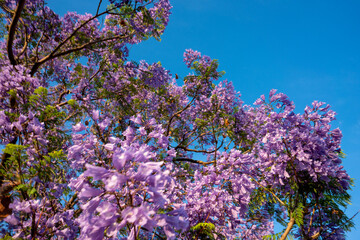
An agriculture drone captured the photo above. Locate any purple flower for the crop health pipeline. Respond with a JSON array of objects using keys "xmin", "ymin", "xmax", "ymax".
[
  {"xmin": 79, "ymin": 184, "xmax": 103, "ymax": 199},
  {"xmin": 83, "ymin": 164, "xmax": 109, "ymax": 181},
  {"xmin": 113, "ymin": 148, "xmax": 134, "ymax": 170},
  {"xmin": 92, "ymin": 110, "xmax": 100, "ymax": 120},
  {"xmin": 104, "ymin": 172, "xmax": 127, "ymax": 191},
  {"xmin": 72, "ymin": 122, "xmax": 86, "ymax": 132}
]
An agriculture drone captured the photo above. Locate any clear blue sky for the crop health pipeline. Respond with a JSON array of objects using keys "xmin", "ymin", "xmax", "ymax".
[{"xmin": 49, "ymin": 0, "xmax": 360, "ymax": 238}]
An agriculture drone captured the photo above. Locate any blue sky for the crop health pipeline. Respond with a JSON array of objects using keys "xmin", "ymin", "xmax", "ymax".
[{"xmin": 49, "ymin": 0, "xmax": 360, "ymax": 238}]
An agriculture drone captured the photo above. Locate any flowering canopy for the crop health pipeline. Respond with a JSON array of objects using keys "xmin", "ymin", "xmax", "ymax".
[{"xmin": 0, "ymin": 0, "xmax": 354, "ymax": 239}]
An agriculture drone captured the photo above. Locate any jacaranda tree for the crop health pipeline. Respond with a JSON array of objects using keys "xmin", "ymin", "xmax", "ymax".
[{"xmin": 0, "ymin": 0, "xmax": 354, "ymax": 239}]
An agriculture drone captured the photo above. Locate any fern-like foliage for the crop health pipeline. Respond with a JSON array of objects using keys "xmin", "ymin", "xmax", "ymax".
[
  {"xmin": 263, "ymin": 229, "xmax": 295, "ymax": 240},
  {"xmin": 189, "ymin": 222, "xmax": 226, "ymax": 240}
]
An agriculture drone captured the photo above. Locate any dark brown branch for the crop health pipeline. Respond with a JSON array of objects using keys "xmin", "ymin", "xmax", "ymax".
[
  {"xmin": 31, "ymin": 210, "xmax": 36, "ymax": 239},
  {"xmin": 7, "ymin": 0, "xmax": 26, "ymax": 65},
  {"xmin": 0, "ymin": 182, "xmax": 20, "ymax": 220},
  {"xmin": 0, "ymin": 1, "xmax": 15, "ymax": 14},
  {"xmin": 29, "ymin": 3, "xmax": 134, "ymax": 75},
  {"xmin": 57, "ymin": 89, "xmax": 70, "ymax": 104},
  {"xmin": 30, "ymin": 33, "xmax": 134, "ymax": 76},
  {"xmin": 175, "ymin": 141, "xmax": 223, "ymax": 154},
  {"xmin": 0, "ymin": 195, "xmax": 12, "ymax": 220},
  {"xmin": 32, "ymin": 31, "xmax": 45, "ymax": 63},
  {"xmin": 0, "ymin": 181, "xmax": 19, "ymax": 196},
  {"xmin": 51, "ymin": 10, "xmax": 109, "ymax": 57},
  {"xmin": 96, "ymin": 0, "xmax": 102, "ymax": 15},
  {"xmin": 15, "ymin": 31, "xmax": 30, "ymax": 61},
  {"xmin": 173, "ymin": 157, "xmax": 215, "ymax": 166},
  {"xmin": 166, "ymin": 95, "xmax": 197, "ymax": 136}
]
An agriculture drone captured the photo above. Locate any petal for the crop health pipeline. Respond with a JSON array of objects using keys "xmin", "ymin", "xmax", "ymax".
[{"xmin": 83, "ymin": 164, "xmax": 109, "ymax": 181}]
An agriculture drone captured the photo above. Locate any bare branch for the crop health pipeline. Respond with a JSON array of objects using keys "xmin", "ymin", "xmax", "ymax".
[
  {"xmin": 7, "ymin": 0, "xmax": 26, "ymax": 65},
  {"xmin": 175, "ymin": 141, "xmax": 223, "ymax": 154},
  {"xmin": 15, "ymin": 31, "xmax": 30, "ymax": 61},
  {"xmin": 96, "ymin": 0, "xmax": 102, "ymax": 15},
  {"xmin": 173, "ymin": 157, "xmax": 215, "ymax": 166},
  {"xmin": 280, "ymin": 217, "xmax": 295, "ymax": 240},
  {"xmin": 56, "ymin": 101, "xmax": 68, "ymax": 107},
  {"xmin": 57, "ymin": 90, "xmax": 70, "ymax": 104},
  {"xmin": 307, "ymin": 205, "xmax": 316, "ymax": 235},
  {"xmin": 0, "ymin": 181, "xmax": 19, "ymax": 196},
  {"xmin": 0, "ymin": 1, "xmax": 15, "ymax": 14},
  {"xmin": 63, "ymin": 111, "xmax": 77, "ymax": 123},
  {"xmin": 64, "ymin": 193, "xmax": 78, "ymax": 211}
]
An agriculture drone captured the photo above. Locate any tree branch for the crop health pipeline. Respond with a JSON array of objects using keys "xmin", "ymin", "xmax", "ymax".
[
  {"xmin": 30, "ymin": 32, "xmax": 134, "ymax": 76},
  {"xmin": 280, "ymin": 217, "xmax": 295, "ymax": 240},
  {"xmin": 0, "ymin": 1, "xmax": 15, "ymax": 14},
  {"xmin": 57, "ymin": 89, "xmax": 70, "ymax": 104},
  {"xmin": 96, "ymin": 0, "xmax": 102, "ymax": 15},
  {"xmin": 173, "ymin": 157, "xmax": 215, "ymax": 166},
  {"xmin": 248, "ymin": 175, "xmax": 287, "ymax": 207},
  {"xmin": 165, "ymin": 84, "xmax": 203, "ymax": 137},
  {"xmin": 320, "ymin": 209, "xmax": 360, "ymax": 240},
  {"xmin": 307, "ymin": 205, "xmax": 316, "ymax": 235},
  {"xmin": 64, "ymin": 193, "xmax": 78, "ymax": 211},
  {"xmin": 175, "ymin": 146, "xmax": 215, "ymax": 154},
  {"xmin": 0, "ymin": 181, "xmax": 19, "ymax": 196},
  {"xmin": 0, "ymin": 136, "xmax": 18, "ymax": 185},
  {"xmin": 7, "ymin": 0, "xmax": 26, "ymax": 65}
]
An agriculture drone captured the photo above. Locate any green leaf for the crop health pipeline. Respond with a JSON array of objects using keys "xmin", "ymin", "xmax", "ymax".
[
  {"xmin": 293, "ymin": 203, "xmax": 304, "ymax": 227},
  {"xmin": 49, "ymin": 149, "xmax": 65, "ymax": 159},
  {"xmin": 68, "ymin": 99, "xmax": 77, "ymax": 106},
  {"xmin": 27, "ymin": 187, "xmax": 38, "ymax": 197},
  {"xmin": 263, "ymin": 230, "xmax": 295, "ymax": 240},
  {"xmin": 34, "ymin": 86, "xmax": 48, "ymax": 96},
  {"xmin": 190, "ymin": 222, "xmax": 216, "ymax": 240},
  {"xmin": 7, "ymin": 89, "xmax": 17, "ymax": 97}
]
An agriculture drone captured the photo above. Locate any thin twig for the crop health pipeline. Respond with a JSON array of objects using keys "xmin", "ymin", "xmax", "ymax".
[
  {"xmin": 96, "ymin": 0, "xmax": 102, "ymax": 15},
  {"xmin": 307, "ymin": 205, "xmax": 316, "ymax": 234}
]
